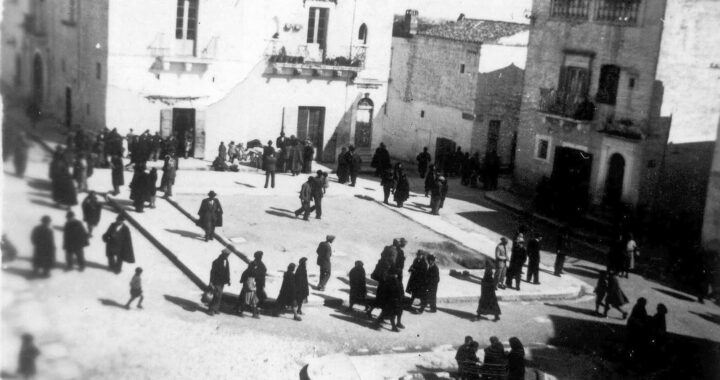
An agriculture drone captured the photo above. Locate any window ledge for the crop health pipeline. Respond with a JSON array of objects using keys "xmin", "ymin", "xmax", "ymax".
[{"xmin": 61, "ymin": 19, "xmax": 77, "ymax": 27}]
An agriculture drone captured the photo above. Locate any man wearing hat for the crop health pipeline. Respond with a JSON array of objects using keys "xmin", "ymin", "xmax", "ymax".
[
  {"xmin": 506, "ymin": 233, "xmax": 527, "ymax": 290},
  {"xmin": 197, "ymin": 190, "xmax": 223, "ymax": 241},
  {"xmin": 252, "ymin": 251, "xmax": 268, "ymax": 305},
  {"xmin": 316, "ymin": 235, "xmax": 335, "ymax": 291},
  {"xmin": 63, "ymin": 211, "xmax": 89, "ymax": 271},
  {"xmin": 102, "ymin": 214, "xmax": 135, "ymax": 273},
  {"xmin": 494, "ymin": 237, "xmax": 509, "ymax": 289},
  {"xmin": 308, "ymin": 170, "xmax": 324, "ymax": 219},
  {"xmin": 208, "ymin": 249, "xmax": 231, "ymax": 315},
  {"xmin": 347, "ymin": 146, "xmax": 362, "ymax": 187}
]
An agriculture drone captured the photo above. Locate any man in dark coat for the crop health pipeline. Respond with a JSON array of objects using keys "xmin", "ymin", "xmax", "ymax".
[
  {"xmin": 110, "ymin": 154, "xmax": 124, "ymax": 195},
  {"xmin": 348, "ymin": 146, "xmax": 362, "ymax": 187},
  {"xmin": 275, "ymin": 262, "xmax": 302, "ymax": 321},
  {"xmin": 373, "ymin": 266, "xmax": 404, "ymax": 332},
  {"xmin": 525, "ymin": 234, "xmax": 542, "ymax": 285},
  {"xmin": 394, "ymin": 172, "xmax": 410, "ymax": 208},
  {"xmin": 294, "ymin": 176, "xmax": 314, "ymax": 221},
  {"xmin": 416, "ymin": 147, "xmax": 431, "ymax": 178},
  {"xmin": 506, "ymin": 235, "xmax": 527, "ymax": 290},
  {"xmin": 161, "ymin": 155, "xmax": 177, "ymax": 197},
  {"xmin": 102, "ymin": 215, "xmax": 135, "ymax": 273},
  {"xmin": 31, "ymin": 216, "xmax": 55, "ymax": 277},
  {"xmin": 252, "ymin": 251, "xmax": 268, "ymax": 306},
  {"xmin": 554, "ymin": 228, "xmax": 571, "ymax": 276},
  {"xmin": 316, "ymin": 235, "xmax": 335, "ymax": 291},
  {"xmin": 264, "ymin": 152, "xmax": 277, "ymax": 189},
  {"xmin": 81, "ymin": 191, "xmax": 102, "ymax": 237},
  {"xmin": 380, "ymin": 168, "xmax": 395, "ymax": 204},
  {"xmin": 348, "ymin": 260, "xmax": 367, "ymax": 310},
  {"xmin": 418, "ymin": 254, "xmax": 439, "ymax": 313},
  {"xmin": 295, "ymin": 257, "xmax": 310, "ymax": 314},
  {"xmin": 208, "ymin": 249, "xmax": 231, "ymax": 316},
  {"xmin": 197, "ymin": 190, "xmax": 223, "ymax": 241},
  {"xmin": 371, "ymin": 142, "xmax": 391, "ymax": 177},
  {"xmin": 394, "ymin": 238, "xmax": 407, "ymax": 281},
  {"xmin": 151, "ymin": 132, "xmax": 163, "ymax": 161},
  {"xmin": 276, "ymin": 133, "xmax": 287, "ymax": 171},
  {"xmin": 63, "ymin": 211, "xmax": 88, "ymax": 271},
  {"xmin": 302, "ymin": 141, "xmax": 315, "ymax": 173},
  {"xmin": 430, "ymin": 176, "xmax": 443, "ymax": 215},
  {"xmin": 308, "ymin": 170, "xmax": 324, "ymax": 219},
  {"xmin": 129, "ymin": 164, "xmax": 148, "ymax": 212},
  {"xmin": 262, "ymin": 140, "xmax": 276, "ymax": 168},
  {"xmin": 406, "ymin": 250, "xmax": 428, "ymax": 305},
  {"xmin": 337, "ymin": 147, "xmax": 349, "ymax": 184}
]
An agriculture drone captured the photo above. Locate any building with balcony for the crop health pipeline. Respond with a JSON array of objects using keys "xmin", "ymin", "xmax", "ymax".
[
  {"xmin": 514, "ymin": 0, "xmax": 720, "ymax": 231},
  {"xmin": 379, "ymin": 12, "xmax": 528, "ymax": 168},
  {"xmin": 1, "ymin": 0, "xmax": 394, "ymax": 161}
]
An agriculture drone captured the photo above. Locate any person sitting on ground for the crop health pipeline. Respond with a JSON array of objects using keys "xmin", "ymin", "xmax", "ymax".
[
  {"xmin": 455, "ymin": 336, "xmax": 481, "ymax": 380},
  {"xmin": 482, "ymin": 336, "xmax": 507, "ymax": 376},
  {"xmin": 211, "ymin": 155, "xmax": 228, "ymax": 171}
]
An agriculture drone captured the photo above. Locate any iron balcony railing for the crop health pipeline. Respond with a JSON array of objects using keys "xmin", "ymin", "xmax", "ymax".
[
  {"xmin": 265, "ymin": 40, "xmax": 367, "ymax": 70},
  {"xmin": 538, "ymin": 88, "xmax": 596, "ymax": 122}
]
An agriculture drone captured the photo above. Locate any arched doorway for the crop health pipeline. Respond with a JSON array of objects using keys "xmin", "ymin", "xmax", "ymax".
[
  {"xmin": 604, "ymin": 153, "xmax": 625, "ymax": 206},
  {"xmin": 354, "ymin": 96, "xmax": 373, "ymax": 148},
  {"xmin": 32, "ymin": 54, "xmax": 44, "ymax": 106},
  {"xmin": 65, "ymin": 87, "xmax": 73, "ymax": 127}
]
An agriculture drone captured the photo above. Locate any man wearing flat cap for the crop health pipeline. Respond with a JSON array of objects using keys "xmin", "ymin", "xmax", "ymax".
[
  {"xmin": 316, "ymin": 235, "xmax": 335, "ymax": 291},
  {"xmin": 198, "ymin": 190, "xmax": 223, "ymax": 241}
]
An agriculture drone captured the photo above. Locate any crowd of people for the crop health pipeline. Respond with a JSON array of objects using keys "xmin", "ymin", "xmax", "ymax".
[{"xmin": 455, "ymin": 335, "xmax": 525, "ymax": 380}]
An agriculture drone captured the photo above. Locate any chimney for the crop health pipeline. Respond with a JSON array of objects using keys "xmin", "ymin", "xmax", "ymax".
[
  {"xmin": 404, "ymin": 9, "xmax": 418, "ymax": 35},
  {"xmin": 457, "ymin": 13, "xmax": 465, "ymax": 22}
]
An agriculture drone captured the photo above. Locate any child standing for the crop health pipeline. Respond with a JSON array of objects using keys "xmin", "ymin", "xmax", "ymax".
[{"xmin": 125, "ymin": 267, "xmax": 144, "ymax": 309}]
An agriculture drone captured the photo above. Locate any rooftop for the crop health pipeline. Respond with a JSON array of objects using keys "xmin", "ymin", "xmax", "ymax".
[{"xmin": 420, "ymin": 18, "xmax": 529, "ymax": 44}]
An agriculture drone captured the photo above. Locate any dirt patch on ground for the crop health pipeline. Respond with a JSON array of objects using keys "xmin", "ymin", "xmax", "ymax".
[{"xmin": 418, "ymin": 241, "xmax": 490, "ymax": 269}]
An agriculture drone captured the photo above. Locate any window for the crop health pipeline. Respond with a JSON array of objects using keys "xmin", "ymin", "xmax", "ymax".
[
  {"xmin": 535, "ymin": 135, "xmax": 551, "ymax": 161},
  {"xmin": 96, "ymin": 62, "xmax": 101, "ymax": 80},
  {"xmin": 358, "ymin": 23, "xmax": 368, "ymax": 44},
  {"xmin": 554, "ymin": 53, "xmax": 593, "ymax": 119},
  {"xmin": 596, "ymin": 0, "xmax": 641, "ymax": 24},
  {"xmin": 307, "ymin": 7, "xmax": 329, "ymax": 51},
  {"xmin": 596, "ymin": 64, "xmax": 620, "ymax": 105},
  {"xmin": 61, "ymin": 59, "xmax": 66, "ymax": 73},
  {"xmin": 628, "ymin": 77, "xmax": 636, "ymax": 88},
  {"xmin": 460, "ymin": 63, "xmax": 465, "ymax": 73},
  {"xmin": 175, "ymin": 0, "xmax": 199, "ymax": 40},
  {"xmin": 420, "ymin": 110, "xmax": 425, "ymax": 118},
  {"xmin": 86, "ymin": 103, "xmax": 90, "ymax": 115},
  {"xmin": 63, "ymin": 0, "xmax": 76, "ymax": 24},
  {"xmin": 550, "ymin": 0, "xmax": 590, "ymax": 19}
]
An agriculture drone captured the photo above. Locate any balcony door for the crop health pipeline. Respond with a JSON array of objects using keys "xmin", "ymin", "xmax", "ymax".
[
  {"xmin": 297, "ymin": 107, "xmax": 325, "ymax": 161},
  {"xmin": 175, "ymin": 0, "xmax": 198, "ymax": 56},
  {"xmin": 307, "ymin": 7, "xmax": 329, "ymax": 54}
]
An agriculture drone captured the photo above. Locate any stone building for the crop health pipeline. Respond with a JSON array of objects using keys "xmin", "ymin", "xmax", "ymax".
[
  {"xmin": 380, "ymin": 12, "xmax": 528, "ymax": 169},
  {"xmin": 1, "ymin": 0, "xmax": 395, "ymax": 161},
  {"xmin": 513, "ymin": 0, "xmax": 719, "ymax": 230},
  {"xmin": 703, "ymin": 118, "xmax": 720, "ymax": 249}
]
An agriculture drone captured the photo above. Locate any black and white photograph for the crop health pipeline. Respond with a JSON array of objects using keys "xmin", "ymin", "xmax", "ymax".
[{"xmin": 1, "ymin": 0, "xmax": 719, "ymax": 379}]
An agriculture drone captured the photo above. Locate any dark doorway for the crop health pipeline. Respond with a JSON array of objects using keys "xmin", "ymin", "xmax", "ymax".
[
  {"xmin": 487, "ymin": 120, "xmax": 501, "ymax": 154},
  {"xmin": 65, "ymin": 87, "xmax": 72, "ymax": 127},
  {"xmin": 32, "ymin": 54, "xmax": 43, "ymax": 106},
  {"xmin": 604, "ymin": 153, "xmax": 625, "ymax": 206},
  {"xmin": 173, "ymin": 108, "xmax": 196, "ymax": 158},
  {"xmin": 551, "ymin": 147, "xmax": 593, "ymax": 218},
  {"xmin": 297, "ymin": 106, "xmax": 325, "ymax": 161},
  {"xmin": 355, "ymin": 97, "xmax": 373, "ymax": 149},
  {"xmin": 435, "ymin": 137, "xmax": 456, "ymax": 174}
]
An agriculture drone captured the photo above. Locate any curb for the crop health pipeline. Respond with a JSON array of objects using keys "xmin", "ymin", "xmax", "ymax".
[{"xmin": 104, "ymin": 195, "xmax": 208, "ymax": 291}]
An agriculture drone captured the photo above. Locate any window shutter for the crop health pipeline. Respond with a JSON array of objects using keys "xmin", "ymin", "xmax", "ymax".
[
  {"xmin": 297, "ymin": 107, "xmax": 309, "ymax": 141},
  {"xmin": 194, "ymin": 110, "xmax": 206, "ymax": 159},
  {"xmin": 160, "ymin": 109, "xmax": 172, "ymax": 138}
]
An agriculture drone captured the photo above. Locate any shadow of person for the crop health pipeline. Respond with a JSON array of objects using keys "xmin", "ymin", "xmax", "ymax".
[
  {"xmin": 436, "ymin": 306, "xmax": 477, "ymax": 321},
  {"xmin": 164, "ymin": 228, "xmax": 206, "ymax": 240},
  {"xmin": 265, "ymin": 210, "xmax": 297, "ymax": 219},
  {"xmin": 652, "ymin": 287, "xmax": 696, "ymax": 302},
  {"xmin": 98, "ymin": 298, "xmax": 127, "ymax": 309},
  {"xmin": 543, "ymin": 302, "xmax": 600, "ymax": 318},
  {"xmin": 2, "ymin": 267, "xmax": 42, "ymax": 281},
  {"xmin": 689, "ymin": 311, "xmax": 720, "ymax": 326},
  {"xmin": 449, "ymin": 271, "xmax": 482, "ymax": 285}
]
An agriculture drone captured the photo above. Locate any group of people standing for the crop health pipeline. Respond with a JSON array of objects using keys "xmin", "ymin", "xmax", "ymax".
[
  {"xmin": 336, "ymin": 145, "xmax": 363, "ymax": 187},
  {"xmin": 492, "ymin": 226, "xmax": 544, "ymax": 292}
]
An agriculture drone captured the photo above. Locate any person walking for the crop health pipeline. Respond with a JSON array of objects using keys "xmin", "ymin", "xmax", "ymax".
[
  {"xmin": 554, "ymin": 228, "xmax": 570, "ymax": 276},
  {"xmin": 102, "ymin": 215, "xmax": 135, "ymax": 274},
  {"xmin": 146, "ymin": 168, "xmax": 158, "ymax": 209},
  {"xmin": 197, "ymin": 191, "xmax": 223, "ymax": 241},
  {"xmin": 252, "ymin": 251, "xmax": 268, "ymax": 306},
  {"xmin": 160, "ymin": 155, "xmax": 177, "ymax": 197},
  {"xmin": 418, "ymin": 254, "xmax": 439, "ymax": 313},
  {"xmin": 125, "ymin": 267, "xmax": 144, "ymax": 309},
  {"xmin": 316, "ymin": 235, "xmax": 335, "ymax": 291},
  {"xmin": 494, "ymin": 237, "xmax": 509, "ymax": 289},
  {"xmin": 625, "ymin": 233, "xmax": 639, "ymax": 276},
  {"xmin": 274, "ymin": 263, "xmax": 302, "ymax": 321},
  {"xmin": 424, "ymin": 164, "xmax": 436, "ymax": 197},
  {"xmin": 348, "ymin": 146, "xmax": 362, "ymax": 187},
  {"xmin": 506, "ymin": 235, "xmax": 527, "ymax": 291},
  {"xmin": 416, "ymin": 147, "xmax": 432, "ymax": 178},
  {"xmin": 476, "ymin": 267, "xmax": 501, "ymax": 322},
  {"xmin": 294, "ymin": 176, "xmax": 314, "ymax": 221},
  {"xmin": 525, "ymin": 234, "xmax": 542, "ymax": 285},
  {"xmin": 394, "ymin": 171, "xmax": 410, "ymax": 208},
  {"xmin": 603, "ymin": 271, "xmax": 629, "ymax": 319},
  {"xmin": 81, "ymin": 191, "xmax": 102, "ymax": 237},
  {"xmin": 264, "ymin": 152, "xmax": 277, "ymax": 189},
  {"xmin": 31, "ymin": 216, "xmax": 56, "ymax": 277},
  {"xmin": 429, "ymin": 176, "xmax": 443, "ymax": 215},
  {"xmin": 208, "ymin": 250, "xmax": 231, "ymax": 316},
  {"xmin": 290, "ymin": 140, "xmax": 304, "ymax": 176},
  {"xmin": 626, "ymin": 297, "xmax": 649, "ymax": 364},
  {"xmin": 129, "ymin": 164, "xmax": 148, "ymax": 213},
  {"xmin": 63, "ymin": 211, "xmax": 88, "ymax": 271},
  {"xmin": 348, "ymin": 260, "xmax": 367, "ymax": 311},
  {"xmin": 337, "ymin": 147, "xmax": 349, "ymax": 184},
  {"xmin": 406, "ymin": 250, "xmax": 428, "ymax": 305},
  {"xmin": 380, "ymin": 168, "xmax": 395, "ymax": 205},
  {"xmin": 372, "ymin": 266, "xmax": 404, "ymax": 332},
  {"xmin": 309, "ymin": 170, "xmax": 324, "ymax": 219},
  {"xmin": 110, "ymin": 154, "xmax": 124, "ymax": 195},
  {"xmin": 302, "ymin": 141, "xmax": 315, "ymax": 173},
  {"xmin": 54, "ymin": 161, "xmax": 78, "ymax": 209},
  {"xmin": 295, "ymin": 257, "xmax": 309, "ymax": 315},
  {"xmin": 236, "ymin": 262, "xmax": 260, "ymax": 318}
]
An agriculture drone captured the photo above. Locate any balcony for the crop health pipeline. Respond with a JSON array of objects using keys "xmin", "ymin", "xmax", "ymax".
[
  {"xmin": 598, "ymin": 116, "xmax": 646, "ymax": 140},
  {"xmin": 147, "ymin": 34, "xmax": 218, "ymax": 74},
  {"xmin": 550, "ymin": 0, "xmax": 590, "ymax": 20},
  {"xmin": 265, "ymin": 40, "xmax": 367, "ymax": 78},
  {"xmin": 538, "ymin": 88, "xmax": 595, "ymax": 133},
  {"xmin": 595, "ymin": 0, "xmax": 641, "ymax": 25}
]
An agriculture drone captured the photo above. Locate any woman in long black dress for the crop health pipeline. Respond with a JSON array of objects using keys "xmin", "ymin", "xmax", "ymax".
[
  {"xmin": 406, "ymin": 250, "xmax": 428, "ymax": 305},
  {"xmin": 603, "ymin": 272, "xmax": 629, "ymax": 319},
  {"xmin": 129, "ymin": 164, "xmax": 147, "ymax": 213},
  {"xmin": 476, "ymin": 267, "xmax": 501, "ymax": 321},
  {"xmin": 295, "ymin": 258, "xmax": 309, "ymax": 315},
  {"xmin": 394, "ymin": 172, "xmax": 410, "ymax": 208},
  {"xmin": 275, "ymin": 263, "xmax": 301, "ymax": 321}
]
